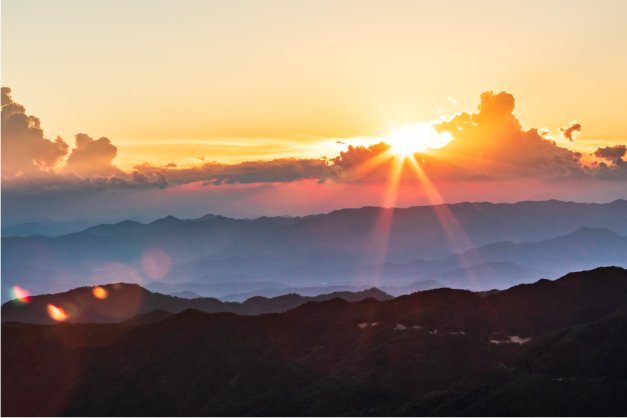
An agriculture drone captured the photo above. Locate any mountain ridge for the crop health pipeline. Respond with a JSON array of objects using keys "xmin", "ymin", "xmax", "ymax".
[
  {"xmin": 3, "ymin": 200, "xmax": 627, "ymax": 298},
  {"xmin": 3, "ymin": 267, "xmax": 626, "ymax": 416},
  {"xmin": 1, "ymin": 283, "xmax": 392, "ymax": 324}
]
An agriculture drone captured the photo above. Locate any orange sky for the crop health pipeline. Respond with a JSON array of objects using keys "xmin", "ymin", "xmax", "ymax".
[
  {"xmin": 3, "ymin": 0, "xmax": 627, "ymax": 170},
  {"xmin": 2, "ymin": 1, "xmax": 627, "ymax": 226}
]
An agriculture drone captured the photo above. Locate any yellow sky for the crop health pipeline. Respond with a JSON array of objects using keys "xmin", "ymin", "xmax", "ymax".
[{"xmin": 3, "ymin": 0, "xmax": 627, "ymax": 169}]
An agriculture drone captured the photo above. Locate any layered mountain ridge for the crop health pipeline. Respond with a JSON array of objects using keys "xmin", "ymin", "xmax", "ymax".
[
  {"xmin": 3, "ymin": 267, "xmax": 627, "ymax": 416},
  {"xmin": 3, "ymin": 200, "xmax": 627, "ymax": 300}
]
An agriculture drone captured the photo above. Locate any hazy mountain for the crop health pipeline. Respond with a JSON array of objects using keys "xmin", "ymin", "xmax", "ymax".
[
  {"xmin": 380, "ymin": 259, "xmax": 546, "ymax": 290},
  {"xmin": 1, "ymin": 283, "xmax": 392, "ymax": 324},
  {"xmin": 146, "ymin": 280, "xmax": 289, "ymax": 299},
  {"xmin": 168, "ymin": 290, "xmax": 203, "ymax": 299},
  {"xmin": 3, "ymin": 200, "xmax": 626, "ymax": 298},
  {"xmin": 380, "ymin": 227, "xmax": 627, "ymax": 290},
  {"xmin": 1, "ymin": 219, "xmax": 95, "ymax": 237},
  {"xmin": 3, "ymin": 267, "xmax": 626, "ymax": 416},
  {"xmin": 378, "ymin": 280, "xmax": 445, "ymax": 297},
  {"xmin": 449, "ymin": 226, "xmax": 627, "ymax": 273}
]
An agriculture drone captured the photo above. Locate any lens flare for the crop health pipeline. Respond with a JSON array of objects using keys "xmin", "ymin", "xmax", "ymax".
[
  {"xmin": 142, "ymin": 249, "xmax": 172, "ymax": 279},
  {"xmin": 47, "ymin": 304, "xmax": 68, "ymax": 321},
  {"xmin": 92, "ymin": 286, "xmax": 108, "ymax": 299},
  {"xmin": 10, "ymin": 285, "xmax": 31, "ymax": 304}
]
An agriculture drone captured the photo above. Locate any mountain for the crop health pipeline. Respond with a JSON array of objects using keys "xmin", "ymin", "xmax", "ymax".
[
  {"xmin": 449, "ymin": 226, "xmax": 627, "ymax": 273},
  {"xmin": 218, "ymin": 283, "xmax": 440, "ymax": 302},
  {"xmin": 0, "ymin": 283, "xmax": 392, "ymax": 324},
  {"xmin": 382, "ymin": 260, "xmax": 546, "ymax": 291},
  {"xmin": 1, "ymin": 219, "xmax": 95, "ymax": 237},
  {"xmin": 146, "ymin": 280, "xmax": 289, "ymax": 299},
  {"xmin": 3, "ymin": 267, "xmax": 627, "ymax": 416},
  {"xmin": 3, "ymin": 200, "xmax": 627, "ymax": 298},
  {"xmin": 380, "ymin": 227, "xmax": 627, "ymax": 290},
  {"xmin": 169, "ymin": 290, "xmax": 203, "ymax": 299},
  {"xmin": 421, "ymin": 261, "xmax": 543, "ymax": 290}
]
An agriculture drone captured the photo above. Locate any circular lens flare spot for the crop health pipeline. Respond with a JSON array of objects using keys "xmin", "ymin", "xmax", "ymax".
[
  {"xmin": 142, "ymin": 249, "xmax": 171, "ymax": 279},
  {"xmin": 92, "ymin": 286, "xmax": 108, "ymax": 299},
  {"xmin": 11, "ymin": 285, "xmax": 31, "ymax": 304},
  {"xmin": 47, "ymin": 304, "xmax": 68, "ymax": 321}
]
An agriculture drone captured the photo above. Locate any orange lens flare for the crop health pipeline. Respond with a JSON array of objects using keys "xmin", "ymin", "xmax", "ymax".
[
  {"xmin": 47, "ymin": 304, "xmax": 68, "ymax": 321},
  {"xmin": 92, "ymin": 286, "xmax": 108, "ymax": 299},
  {"xmin": 10, "ymin": 286, "xmax": 31, "ymax": 304}
]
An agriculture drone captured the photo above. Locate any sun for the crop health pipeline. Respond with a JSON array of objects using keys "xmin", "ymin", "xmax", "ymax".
[{"xmin": 385, "ymin": 123, "xmax": 452, "ymax": 156}]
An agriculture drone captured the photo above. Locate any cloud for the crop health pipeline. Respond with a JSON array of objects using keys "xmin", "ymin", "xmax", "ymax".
[
  {"xmin": 433, "ymin": 91, "xmax": 585, "ymax": 179},
  {"xmin": 592, "ymin": 145, "xmax": 627, "ymax": 180},
  {"xmin": 2, "ymin": 171, "xmax": 167, "ymax": 196},
  {"xmin": 595, "ymin": 158, "xmax": 627, "ymax": 180},
  {"xmin": 66, "ymin": 133, "xmax": 122, "ymax": 176},
  {"xmin": 560, "ymin": 122, "xmax": 582, "ymax": 142},
  {"xmin": 594, "ymin": 145, "xmax": 626, "ymax": 160},
  {"xmin": 3, "ymin": 87, "xmax": 624, "ymax": 199},
  {"xmin": 134, "ymin": 157, "xmax": 334, "ymax": 186},
  {"xmin": 331, "ymin": 142, "xmax": 389, "ymax": 171},
  {"xmin": 1, "ymin": 87, "xmax": 69, "ymax": 177}
]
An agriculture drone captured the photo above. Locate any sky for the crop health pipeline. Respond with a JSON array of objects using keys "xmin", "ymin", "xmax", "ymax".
[{"xmin": 2, "ymin": 0, "xmax": 627, "ymax": 225}]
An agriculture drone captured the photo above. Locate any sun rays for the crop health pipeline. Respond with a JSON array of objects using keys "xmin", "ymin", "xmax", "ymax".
[{"xmin": 347, "ymin": 125, "xmax": 486, "ymax": 289}]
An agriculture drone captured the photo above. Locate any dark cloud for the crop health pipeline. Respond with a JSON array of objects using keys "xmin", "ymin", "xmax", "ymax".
[
  {"xmin": 331, "ymin": 143, "xmax": 389, "ymax": 171},
  {"xmin": 1, "ymin": 87, "xmax": 69, "ymax": 177},
  {"xmin": 2, "ymin": 171, "xmax": 167, "ymax": 196},
  {"xmin": 135, "ymin": 158, "xmax": 334, "ymax": 186},
  {"xmin": 595, "ymin": 158, "xmax": 627, "ymax": 180},
  {"xmin": 594, "ymin": 145, "xmax": 626, "ymax": 160},
  {"xmin": 560, "ymin": 122, "xmax": 582, "ymax": 142},
  {"xmin": 592, "ymin": 145, "xmax": 627, "ymax": 180},
  {"xmin": 66, "ymin": 133, "xmax": 122, "ymax": 176}
]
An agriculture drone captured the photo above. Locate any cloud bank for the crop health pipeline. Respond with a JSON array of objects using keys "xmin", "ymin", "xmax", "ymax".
[{"xmin": 2, "ymin": 87, "xmax": 625, "ymax": 199}]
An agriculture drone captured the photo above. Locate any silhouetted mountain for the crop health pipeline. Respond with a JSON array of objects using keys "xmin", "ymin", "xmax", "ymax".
[
  {"xmin": 147, "ymin": 280, "xmax": 289, "ymax": 299},
  {"xmin": 121, "ymin": 309, "xmax": 173, "ymax": 325},
  {"xmin": 3, "ymin": 200, "xmax": 627, "ymax": 298},
  {"xmin": 220, "ymin": 284, "xmax": 415, "ymax": 302},
  {"xmin": 3, "ymin": 267, "xmax": 626, "ymax": 416},
  {"xmin": 169, "ymin": 290, "xmax": 203, "ymax": 299},
  {"xmin": 1, "ymin": 284, "xmax": 392, "ymax": 324},
  {"xmin": 379, "ymin": 279, "xmax": 445, "ymax": 297}
]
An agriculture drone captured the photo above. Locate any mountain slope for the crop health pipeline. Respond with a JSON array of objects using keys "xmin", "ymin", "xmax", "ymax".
[
  {"xmin": 382, "ymin": 227, "xmax": 627, "ymax": 290},
  {"xmin": 3, "ymin": 200, "xmax": 627, "ymax": 297},
  {"xmin": 3, "ymin": 267, "xmax": 626, "ymax": 416},
  {"xmin": 1, "ymin": 283, "xmax": 392, "ymax": 324}
]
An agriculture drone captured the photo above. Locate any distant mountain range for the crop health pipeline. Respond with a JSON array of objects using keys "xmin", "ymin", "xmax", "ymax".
[
  {"xmin": 1, "ymin": 283, "xmax": 392, "ymax": 324},
  {"xmin": 3, "ymin": 200, "xmax": 627, "ymax": 299},
  {"xmin": 3, "ymin": 267, "xmax": 627, "ymax": 416},
  {"xmin": 1, "ymin": 219, "xmax": 95, "ymax": 238}
]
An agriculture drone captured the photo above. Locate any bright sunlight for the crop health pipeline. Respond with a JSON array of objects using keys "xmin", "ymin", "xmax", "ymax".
[{"xmin": 385, "ymin": 123, "xmax": 453, "ymax": 156}]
